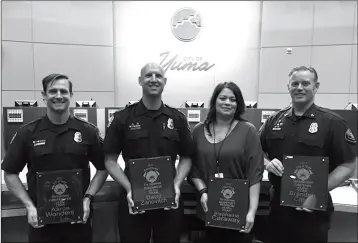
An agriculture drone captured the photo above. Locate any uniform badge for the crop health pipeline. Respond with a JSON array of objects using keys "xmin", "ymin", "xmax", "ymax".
[
  {"xmin": 308, "ymin": 122, "xmax": 318, "ymax": 133},
  {"xmin": 345, "ymin": 128, "xmax": 356, "ymax": 144},
  {"xmin": 74, "ymin": 132, "xmax": 82, "ymax": 143},
  {"xmin": 167, "ymin": 118, "xmax": 174, "ymax": 129}
]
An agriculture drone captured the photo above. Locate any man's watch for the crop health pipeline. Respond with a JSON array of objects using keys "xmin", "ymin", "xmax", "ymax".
[
  {"xmin": 199, "ymin": 188, "xmax": 208, "ymax": 196},
  {"xmin": 83, "ymin": 194, "xmax": 94, "ymax": 202}
]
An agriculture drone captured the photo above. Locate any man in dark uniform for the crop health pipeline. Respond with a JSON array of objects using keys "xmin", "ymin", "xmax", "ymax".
[
  {"xmin": 259, "ymin": 66, "xmax": 357, "ymax": 243},
  {"xmin": 1, "ymin": 74, "xmax": 108, "ymax": 242},
  {"xmin": 104, "ymin": 63, "xmax": 194, "ymax": 243}
]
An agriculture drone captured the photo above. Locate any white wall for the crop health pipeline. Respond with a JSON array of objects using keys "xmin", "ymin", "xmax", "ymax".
[
  {"xmin": 3, "ymin": 1, "xmax": 355, "ymax": 110},
  {"xmin": 113, "ymin": 1, "xmax": 262, "ymax": 107},
  {"xmin": 258, "ymin": 1, "xmax": 357, "ymax": 109},
  {"xmin": 1, "ymin": 1, "xmax": 115, "ymax": 108}
]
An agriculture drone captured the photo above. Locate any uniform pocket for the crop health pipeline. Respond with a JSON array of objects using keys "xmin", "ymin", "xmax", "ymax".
[
  {"xmin": 161, "ymin": 129, "xmax": 180, "ymax": 142},
  {"xmin": 126, "ymin": 130, "xmax": 149, "ymax": 140},
  {"xmin": 33, "ymin": 146, "xmax": 53, "ymax": 157},
  {"xmin": 266, "ymin": 132, "xmax": 285, "ymax": 141},
  {"xmin": 298, "ymin": 137, "xmax": 324, "ymax": 148},
  {"xmin": 65, "ymin": 141, "xmax": 90, "ymax": 155}
]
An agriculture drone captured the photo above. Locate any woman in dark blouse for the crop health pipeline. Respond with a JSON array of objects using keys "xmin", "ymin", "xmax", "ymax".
[{"xmin": 189, "ymin": 82, "xmax": 264, "ymax": 243}]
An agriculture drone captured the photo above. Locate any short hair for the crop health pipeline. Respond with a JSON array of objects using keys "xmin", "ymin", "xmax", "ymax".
[
  {"xmin": 42, "ymin": 73, "xmax": 72, "ymax": 93},
  {"xmin": 288, "ymin": 66, "xmax": 318, "ymax": 82},
  {"xmin": 204, "ymin": 82, "xmax": 247, "ymax": 136},
  {"xmin": 140, "ymin": 63, "xmax": 165, "ymax": 77}
]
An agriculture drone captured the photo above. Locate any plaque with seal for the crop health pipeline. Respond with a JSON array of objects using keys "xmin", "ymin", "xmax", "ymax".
[
  {"xmin": 205, "ymin": 178, "xmax": 249, "ymax": 230},
  {"xmin": 280, "ymin": 155, "xmax": 329, "ymax": 211},
  {"xmin": 36, "ymin": 169, "xmax": 83, "ymax": 225},
  {"xmin": 129, "ymin": 156, "xmax": 176, "ymax": 212}
]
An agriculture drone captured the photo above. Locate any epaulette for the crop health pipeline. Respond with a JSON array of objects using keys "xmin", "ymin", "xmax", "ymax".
[
  {"xmin": 19, "ymin": 117, "xmax": 41, "ymax": 130},
  {"xmin": 163, "ymin": 103, "xmax": 174, "ymax": 109},
  {"xmin": 74, "ymin": 116, "xmax": 98, "ymax": 129},
  {"xmin": 280, "ymin": 105, "xmax": 292, "ymax": 112},
  {"xmin": 316, "ymin": 106, "xmax": 345, "ymax": 121},
  {"xmin": 125, "ymin": 101, "xmax": 139, "ymax": 109},
  {"xmin": 20, "ymin": 117, "xmax": 42, "ymax": 128},
  {"xmin": 164, "ymin": 104, "xmax": 184, "ymax": 118}
]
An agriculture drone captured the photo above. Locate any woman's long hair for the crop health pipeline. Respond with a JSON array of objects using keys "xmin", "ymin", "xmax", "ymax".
[{"xmin": 204, "ymin": 82, "xmax": 246, "ymax": 136}]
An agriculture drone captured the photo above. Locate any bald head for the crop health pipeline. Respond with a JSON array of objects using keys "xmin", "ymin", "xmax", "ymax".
[
  {"xmin": 138, "ymin": 62, "xmax": 167, "ymax": 96},
  {"xmin": 140, "ymin": 63, "xmax": 165, "ymax": 78}
]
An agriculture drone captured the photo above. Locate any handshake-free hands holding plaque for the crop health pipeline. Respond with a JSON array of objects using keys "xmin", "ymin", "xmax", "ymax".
[
  {"xmin": 128, "ymin": 156, "xmax": 176, "ymax": 212},
  {"xmin": 280, "ymin": 155, "xmax": 329, "ymax": 211},
  {"xmin": 36, "ymin": 169, "xmax": 84, "ymax": 226},
  {"xmin": 205, "ymin": 178, "xmax": 249, "ymax": 231}
]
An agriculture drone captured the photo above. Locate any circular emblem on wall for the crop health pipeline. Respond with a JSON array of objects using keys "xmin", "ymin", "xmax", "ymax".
[{"xmin": 171, "ymin": 7, "xmax": 202, "ymax": 42}]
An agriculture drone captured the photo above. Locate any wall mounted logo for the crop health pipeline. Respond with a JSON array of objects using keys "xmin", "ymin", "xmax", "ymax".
[{"xmin": 171, "ymin": 8, "xmax": 202, "ymax": 42}]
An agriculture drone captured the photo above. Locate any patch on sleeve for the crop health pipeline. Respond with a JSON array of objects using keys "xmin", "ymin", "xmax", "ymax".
[
  {"xmin": 107, "ymin": 116, "xmax": 114, "ymax": 128},
  {"xmin": 345, "ymin": 128, "xmax": 356, "ymax": 144}
]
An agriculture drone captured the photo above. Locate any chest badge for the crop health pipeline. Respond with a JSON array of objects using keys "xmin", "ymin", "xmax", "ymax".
[
  {"xmin": 74, "ymin": 132, "xmax": 82, "ymax": 143},
  {"xmin": 129, "ymin": 122, "xmax": 141, "ymax": 130},
  {"xmin": 272, "ymin": 120, "xmax": 283, "ymax": 131},
  {"xmin": 167, "ymin": 118, "xmax": 174, "ymax": 129},
  {"xmin": 308, "ymin": 122, "xmax": 318, "ymax": 134}
]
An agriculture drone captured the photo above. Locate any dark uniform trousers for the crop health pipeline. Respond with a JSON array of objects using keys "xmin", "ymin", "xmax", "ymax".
[
  {"xmin": 117, "ymin": 192, "xmax": 184, "ymax": 243},
  {"xmin": 267, "ymin": 186, "xmax": 331, "ymax": 243},
  {"xmin": 28, "ymin": 219, "xmax": 92, "ymax": 242}
]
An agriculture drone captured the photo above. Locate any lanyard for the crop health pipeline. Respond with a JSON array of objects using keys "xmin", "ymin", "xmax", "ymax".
[{"xmin": 213, "ymin": 121, "xmax": 233, "ymax": 174}]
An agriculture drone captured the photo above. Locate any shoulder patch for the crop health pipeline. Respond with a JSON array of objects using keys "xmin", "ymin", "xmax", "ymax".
[
  {"xmin": 107, "ymin": 116, "xmax": 114, "ymax": 128},
  {"xmin": 345, "ymin": 128, "xmax": 356, "ymax": 144}
]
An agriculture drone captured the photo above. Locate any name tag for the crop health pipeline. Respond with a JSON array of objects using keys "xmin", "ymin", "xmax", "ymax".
[{"xmin": 215, "ymin": 173, "xmax": 224, "ymax": 178}]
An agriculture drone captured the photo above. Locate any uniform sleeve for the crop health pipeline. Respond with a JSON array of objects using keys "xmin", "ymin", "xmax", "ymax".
[
  {"xmin": 103, "ymin": 112, "xmax": 125, "ymax": 155},
  {"xmin": 188, "ymin": 123, "xmax": 203, "ymax": 180},
  {"xmin": 258, "ymin": 114, "xmax": 275, "ymax": 154},
  {"xmin": 328, "ymin": 118, "xmax": 357, "ymax": 166},
  {"xmin": 245, "ymin": 124, "xmax": 265, "ymax": 186},
  {"xmin": 1, "ymin": 128, "xmax": 28, "ymax": 174},
  {"xmin": 177, "ymin": 113, "xmax": 195, "ymax": 157},
  {"xmin": 88, "ymin": 127, "xmax": 106, "ymax": 170}
]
